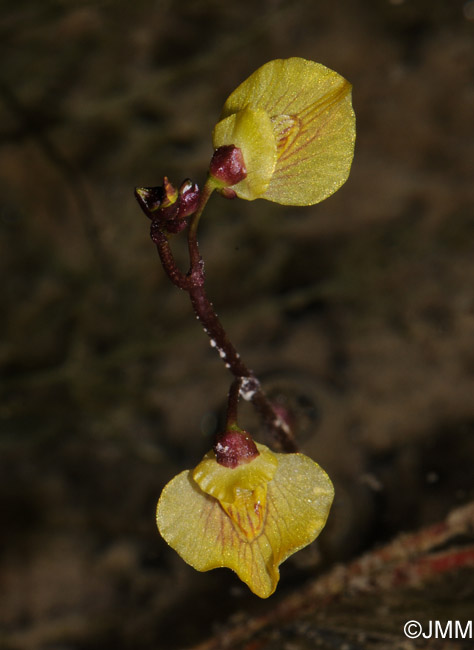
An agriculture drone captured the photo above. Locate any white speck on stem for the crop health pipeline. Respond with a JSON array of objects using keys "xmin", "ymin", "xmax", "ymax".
[
  {"xmin": 239, "ymin": 377, "xmax": 259, "ymax": 401},
  {"xmin": 273, "ymin": 416, "xmax": 291, "ymax": 435}
]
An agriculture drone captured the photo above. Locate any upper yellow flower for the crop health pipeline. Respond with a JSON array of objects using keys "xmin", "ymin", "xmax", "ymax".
[
  {"xmin": 156, "ymin": 433, "xmax": 334, "ymax": 598},
  {"xmin": 211, "ymin": 57, "xmax": 355, "ymax": 206}
]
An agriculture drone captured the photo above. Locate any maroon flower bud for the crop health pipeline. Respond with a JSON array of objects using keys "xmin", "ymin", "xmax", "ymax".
[
  {"xmin": 214, "ymin": 429, "xmax": 259, "ymax": 468},
  {"xmin": 135, "ymin": 177, "xmax": 201, "ymax": 232},
  {"xmin": 135, "ymin": 181, "xmax": 178, "ymax": 220},
  {"xmin": 209, "ymin": 145, "xmax": 247, "ymax": 187},
  {"xmin": 177, "ymin": 179, "xmax": 200, "ymax": 219},
  {"xmin": 135, "ymin": 186, "xmax": 165, "ymax": 217}
]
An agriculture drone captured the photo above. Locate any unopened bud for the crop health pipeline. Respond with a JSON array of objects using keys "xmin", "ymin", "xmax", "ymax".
[
  {"xmin": 135, "ymin": 177, "xmax": 200, "ymax": 230},
  {"xmin": 214, "ymin": 429, "xmax": 259, "ymax": 468},
  {"xmin": 135, "ymin": 181, "xmax": 179, "ymax": 220},
  {"xmin": 209, "ymin": 145, "xmax": 247, "ymax": 187},
  {"xmin": 135, "ymin": 186, "xmax": 164, "ymax": 216},
  {"xmin": 177, "ymin": 179, "xmax": 200, "ymax": 218}
]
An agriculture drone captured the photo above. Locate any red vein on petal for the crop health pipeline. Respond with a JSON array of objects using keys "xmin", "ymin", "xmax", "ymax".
[{"xmin": 274, "ymin": 81, "xmax": 351, "ymax": 168}]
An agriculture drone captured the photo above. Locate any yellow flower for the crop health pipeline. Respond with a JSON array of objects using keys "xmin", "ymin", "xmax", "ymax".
[
  {"xmin": 156, "ymin": 441, "xmax": 334, "ymax": 598},
  {"xmin": 211, "ymin": 57, "xmax": 355, "ymax": 206}
]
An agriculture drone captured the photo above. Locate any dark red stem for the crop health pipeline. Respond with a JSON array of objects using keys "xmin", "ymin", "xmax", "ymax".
[{"xmin": 149, "ymin": 212, "xmax": 297, "ymax": 452}]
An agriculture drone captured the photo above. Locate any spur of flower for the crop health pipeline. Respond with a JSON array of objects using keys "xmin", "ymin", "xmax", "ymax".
[
  {"xmin": 209, "ymin": 57, "xmax": 355, "ymax": 206},
  {"xmin": 156, "ymin": 428, "xmax": 334, "ymax": 598}
]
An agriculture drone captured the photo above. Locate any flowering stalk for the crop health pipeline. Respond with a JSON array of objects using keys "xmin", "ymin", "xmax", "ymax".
[
  {"xmin": 135, "ymin": 57, "xmax": 355, "ymax": 597},
  {"xmin": 143, "ymin": 180, "xmax": 297, "ymax": 452}
]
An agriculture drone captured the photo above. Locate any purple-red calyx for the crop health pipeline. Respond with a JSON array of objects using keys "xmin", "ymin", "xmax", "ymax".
[
  {"xmin": 135, "ymin": 177, "xmax": 200, "ymax": 233},
  {"xmin": 214, "ymin": 429, "xmax": 259, "ymax": 468},
  {"xmin": 209, "ymin": 145, "xmax": 247, "ymax": 188}
]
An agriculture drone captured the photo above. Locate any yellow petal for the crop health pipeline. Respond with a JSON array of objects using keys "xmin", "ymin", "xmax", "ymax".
[
  {"xmin": 263, "ymin": 452, "xmax": 334, "ymax": 571},
  {"xmin": 156, "ymin": 469, "xmax": 277, "ymax": 596},
  {"xmin": 212, "ymin": 105, "xmax": 277, "ymax": 200},
  {"xmin": 156, "ymin": 450, "xmax": 334, "ymax": 598},
  {"xmin": 216, "ymin": 57, "xmax": 355, "ymax": 206},
  {"xmin": 192, "ymin": 442, "xmax": 278, "ymax": 504}
]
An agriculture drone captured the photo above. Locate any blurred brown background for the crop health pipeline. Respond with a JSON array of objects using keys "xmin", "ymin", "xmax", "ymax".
[{"xmin": 1, "ymin": 1, "xmax": 474, "ymax": 648}]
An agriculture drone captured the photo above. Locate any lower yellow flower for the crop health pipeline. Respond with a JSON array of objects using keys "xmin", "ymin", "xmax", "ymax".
[{"xmin": 156, "ymin": 439, "xmax": 334, "ymax": 598}]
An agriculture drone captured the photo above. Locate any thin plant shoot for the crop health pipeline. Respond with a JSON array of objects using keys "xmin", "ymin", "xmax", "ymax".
[{"xmin": 135, "ymin": 57, "xmax": 355, "ymax": 598}]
